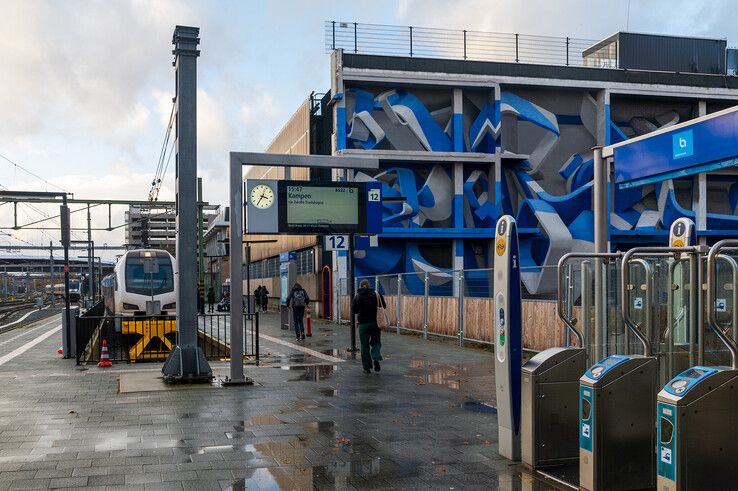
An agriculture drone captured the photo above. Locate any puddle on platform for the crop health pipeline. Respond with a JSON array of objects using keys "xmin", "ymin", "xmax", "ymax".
[
  {"xmin": 283, "ymin": 364, "xmax": 337, "ymax": 382},
  {"xmin": 318, "ymin": 387, "xmax": 337, "ymax": 397},
  {"xmin": 224, "ymin": 457, "xmax": 391, "ymax": 490},
  {"xmin": 462, "ymin": 400, "xmax": 497, "ymax": 413},
  {"xmin": 407, "ymin": 358, "xmax": 496, "ymax": 406}
]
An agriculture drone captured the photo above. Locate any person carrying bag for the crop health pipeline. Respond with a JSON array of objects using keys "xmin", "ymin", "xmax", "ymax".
[{"xmin": 351, "ymin": 279, "xmax": 386, "ymax": 373}]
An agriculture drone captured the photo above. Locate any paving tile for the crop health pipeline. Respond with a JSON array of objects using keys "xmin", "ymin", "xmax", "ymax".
[
  {"xmin": 48, "ymin": 476, "xmax": 89, "ymax": 488},
  {"xmin": 143, "ymin": 483, "xmax": 183, "ymax": 491},
  {"xmin": 86, "ymin": 475, "xmax": 125, "ymax": 487},
  {"xmin": 33, "ymin": 469, "xmax": 73, "ymax": 479},
  {"xmin": 124, "ymin": 473, "xmax": 163, "ymax": 485},
  {"xmin": 8, "ymin": 479, "xmax": 50, "ymax": 490}
]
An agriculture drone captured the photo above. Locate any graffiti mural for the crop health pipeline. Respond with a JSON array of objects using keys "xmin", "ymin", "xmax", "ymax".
[{"xmin": 343, "ymin": 86, "xmax": 738, "ymax": 295}]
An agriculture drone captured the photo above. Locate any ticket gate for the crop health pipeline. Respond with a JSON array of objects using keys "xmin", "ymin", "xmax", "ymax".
[
  {"xmin": 521, "ymin": 252, "xmax": 620, "ymax": 470},
  {"xmin": 656, "ymin": 239, "xmax": 738, "ymax": 490},
  {"xmin": 579, "ymin": 354, "xmax": 658, "ymax": 490},
  {"xmin": 580, "ymin": 218, "xmax": 703, "ymax": 490}
]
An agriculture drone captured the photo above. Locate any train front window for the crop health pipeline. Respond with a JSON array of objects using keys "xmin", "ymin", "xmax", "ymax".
[{"xmin": 125, "ymin": 256, "xmax": 174, "ymax": 295}]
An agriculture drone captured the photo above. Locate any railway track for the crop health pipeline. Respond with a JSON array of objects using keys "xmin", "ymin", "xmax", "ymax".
[{"xmin": 0, "ymin": 299, "xmax": 49, "ymax": 334}]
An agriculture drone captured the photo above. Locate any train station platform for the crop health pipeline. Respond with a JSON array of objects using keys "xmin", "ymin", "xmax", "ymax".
[{"xmin": 0, "ymin": 312, "xmax": 552, "ymax": 490}]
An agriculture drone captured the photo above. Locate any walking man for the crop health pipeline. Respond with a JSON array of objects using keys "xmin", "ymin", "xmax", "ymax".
[
  {"xmin": 287, "ymin": 282, "xmax": 309, "ymax": 341},
  {"xmin": 260, "ymin": 285, "xmax": 270, "ymax": 312},
  {"xmin": 206, "ymin": 286, "xmax": 215, "ymax": 313},
  {"xmin": 351, "ymin": 279, "xmax": 385, "ymax": 373}
]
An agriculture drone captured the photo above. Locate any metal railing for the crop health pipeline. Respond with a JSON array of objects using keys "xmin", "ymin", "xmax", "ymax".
[
  {"xmin": 75, "ymin": 312, "xmax": 259, "ymax": 364},
  {"xmin": 325, "ymin": 21, "xmax": 601, "ymax": 68},
  {"xmin": 340, "ymin": 266, "xmax": 558, "ymax": 348}
]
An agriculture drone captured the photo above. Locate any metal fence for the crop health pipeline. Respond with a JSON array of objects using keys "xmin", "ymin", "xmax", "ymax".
[
  {"xmin": 339, "ymin": 266, "xmax": 559, "ymax": 348},
  {"xmin": 325, "ymin": 21, "xmax": 601, "ymax": 68},
  {"xmin": 75, "ymin": 312, "xmax": 259, "ymax": 364}
]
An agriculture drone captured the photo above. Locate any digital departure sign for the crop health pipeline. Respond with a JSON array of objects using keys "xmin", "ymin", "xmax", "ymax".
[
  {"xmin": 245, "ymin": 179, "xmax": 382, "ymax": 235},
  {"xmin": 283, "ymin": 184, "xmax": 360, "ymax": 232}
]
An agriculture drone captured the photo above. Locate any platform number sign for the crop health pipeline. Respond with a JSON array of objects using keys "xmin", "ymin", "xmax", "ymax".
[
  {"xmin": 324, "ymin": 235, "xmax": 350, "ymax": 251},
  {"xmin": 368, "ymin": 188, "xmax": 380, "ymax": 202}
]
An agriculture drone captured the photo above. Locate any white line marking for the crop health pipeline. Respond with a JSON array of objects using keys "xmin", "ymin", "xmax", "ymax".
[
  {"xmin": 248, "ymin": 330, "xmax": 344, "ymax": 363},
  {"xmin": 0, "ymin": 317, "xmax": 57, "ymax": 347},
  {"xmin": 0, "ymin": 324, "xmax": 61, "ymax": 367}
]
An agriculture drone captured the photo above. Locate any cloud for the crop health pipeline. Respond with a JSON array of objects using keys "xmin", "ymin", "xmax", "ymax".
[
  {"xmin": 198, "ymin": 89, "xmax": 233, "ymax": 159},
  {"xmin": 0, "ymin": 1, "xmax": 201, "ymax": 145},
  {"xmin": 239, "ymin": 87, "xmax": 288, "ymax": 150},
  {"xmin": 395, "ymin": 0, "xmax": 736, "ymax": 41}
]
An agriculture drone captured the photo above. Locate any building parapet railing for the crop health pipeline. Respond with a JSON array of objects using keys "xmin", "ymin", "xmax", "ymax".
[{"xmin": 325, "ymin": 20, "xmax": 603, "ymax": 69}]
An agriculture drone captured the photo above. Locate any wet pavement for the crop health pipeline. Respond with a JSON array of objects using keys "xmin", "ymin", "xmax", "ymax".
[{"xmin": 0, "ymin": 312, "xmax": 561, "ymax": 490}]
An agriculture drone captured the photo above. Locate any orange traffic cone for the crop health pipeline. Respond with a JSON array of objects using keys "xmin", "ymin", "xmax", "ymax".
[
  {"xmin": 57, "ymin": 347, "xmax": 63, "ymax": 355},
  {"xmin": 98, "ymin": 340, "xmax": 112, "ymax": 367}
]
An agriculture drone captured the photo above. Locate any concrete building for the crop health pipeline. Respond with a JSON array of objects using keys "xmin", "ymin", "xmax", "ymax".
[
  {"xmin": 126, "ymin": 203, "xmax": 218, "ymax": 257},
  {"xmin": 125, "ymin": 204, "xmax": 176, "ymax": 253},
  {"xmin": 248, "ymin": 24, "xmax": 738, "ymax": 308}
]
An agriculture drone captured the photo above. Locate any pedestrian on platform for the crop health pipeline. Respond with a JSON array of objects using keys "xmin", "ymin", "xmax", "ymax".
[
  {"xmin": 351, "ymin": 279, "xmax": 385, "ymax": 373},
  {"xmin": 260, "ymin": 285, "xmax": 270, "ymax": 312},
  {"xmin": 253, "ymin": 286, "xmax": 261, "ymax": 313},
  {"xmin": 207, "ymin": 287, "xmax": 215, "ymax": 313},
  {"xmin": 287, "ymin": 282, "xmax": 309, "ymax": 341}
]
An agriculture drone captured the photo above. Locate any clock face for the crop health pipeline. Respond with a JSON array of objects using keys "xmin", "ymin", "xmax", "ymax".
[{"xmin": 250, "ymin": 184, "xmax": 275, "ymax": 209}]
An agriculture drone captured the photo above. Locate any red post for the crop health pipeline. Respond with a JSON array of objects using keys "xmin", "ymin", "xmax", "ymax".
[{"xmin": 306, "ymin": 304, "xmax": 312, "ymax": 337}]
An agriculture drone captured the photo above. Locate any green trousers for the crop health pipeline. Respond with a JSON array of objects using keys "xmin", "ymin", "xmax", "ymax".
[{"xmin": 358, "ymin": 322, "xmax": 383, "ymax": 371}]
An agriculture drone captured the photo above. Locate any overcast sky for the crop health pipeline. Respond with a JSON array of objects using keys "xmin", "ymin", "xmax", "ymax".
[{"xmin": 0, "ymin": 0, "xmax": 733, "ymax": 256}]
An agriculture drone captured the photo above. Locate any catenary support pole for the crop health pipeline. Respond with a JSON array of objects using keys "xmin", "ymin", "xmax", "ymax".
[
  {"xmin": 593, "ymin": 146, "xmax": 607, "ymax": 361},
  {"xmin": 162, "ymin": 25, "xmax": 212, "ymax": 382},
  {"xmin": 87, "ymin": 205, "xmax": 93, "ymax": 302},
  {"xmin": 62, "ymin": 195, "xmax": 71, "ymax": 358},
  {"xmin": 90, "ymin": 241, "xmax": 96, "ymax": 301},
  {"xmin": 49, "ymin": 241, "xmax": 55, "ymax": 307}
]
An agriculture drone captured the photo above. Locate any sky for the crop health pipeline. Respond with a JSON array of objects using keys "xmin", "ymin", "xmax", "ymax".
[{"xmin": 0, "ymin": 0, "xmax": 734, "ymax": 257}]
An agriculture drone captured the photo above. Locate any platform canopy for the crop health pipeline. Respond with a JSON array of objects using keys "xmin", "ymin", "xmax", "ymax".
[{"xmin": 604, "ymin": 105, "xmax": 738, "ymax": 189}]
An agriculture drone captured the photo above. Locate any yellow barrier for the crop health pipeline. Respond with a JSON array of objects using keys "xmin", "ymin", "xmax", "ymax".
[{"xmin": 121, "ymin": 319, "xmax": 176, "ymax": 361}]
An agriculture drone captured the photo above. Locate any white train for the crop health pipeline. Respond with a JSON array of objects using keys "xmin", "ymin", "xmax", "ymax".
[{"xmin": 102, "ymin": 249, "xmax": 177, "ymax": 317}]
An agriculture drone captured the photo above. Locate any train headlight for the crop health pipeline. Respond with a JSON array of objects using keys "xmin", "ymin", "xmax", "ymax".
[
  {"xmin": 123, "ymin": 303, "xmax": 139, "ymax": 311},
  {"xmin": 163, "ymin": 303, "xmax": 176, "ymax": 310}
]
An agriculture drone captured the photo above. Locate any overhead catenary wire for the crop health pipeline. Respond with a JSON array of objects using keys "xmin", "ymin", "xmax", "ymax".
[
  {"xmin": 149, "ymin": 101, "xmax": 176, "ymax": 202},
  {"xmin": 0, "ymin": 153, "xmax": 68, "ymax": 194}
]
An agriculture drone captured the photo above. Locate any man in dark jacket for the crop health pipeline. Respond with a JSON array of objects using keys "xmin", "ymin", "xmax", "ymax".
[
  {"xmin": 207, "ymin": 287, "xmax": 215, "ymax": 313},
  {"xmin": 287, "ymin": 282, "xmax": 309, "ymax": 340},
  {"xmin": 260, "ymin": 286, "xmax": 269, "ymax": 312},
  {"xmin": 351, "ymin": 279, "xmax": 386, "ymax": 373}
]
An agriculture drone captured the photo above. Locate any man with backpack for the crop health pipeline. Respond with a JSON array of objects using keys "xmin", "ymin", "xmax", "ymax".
[
  {"xmin": 287, "ymin": 282, "xmax": 309, "ymax": 341},
  {"xmin": 260, "ymin": 285, "xmax": 270, "ymax": 312}
]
